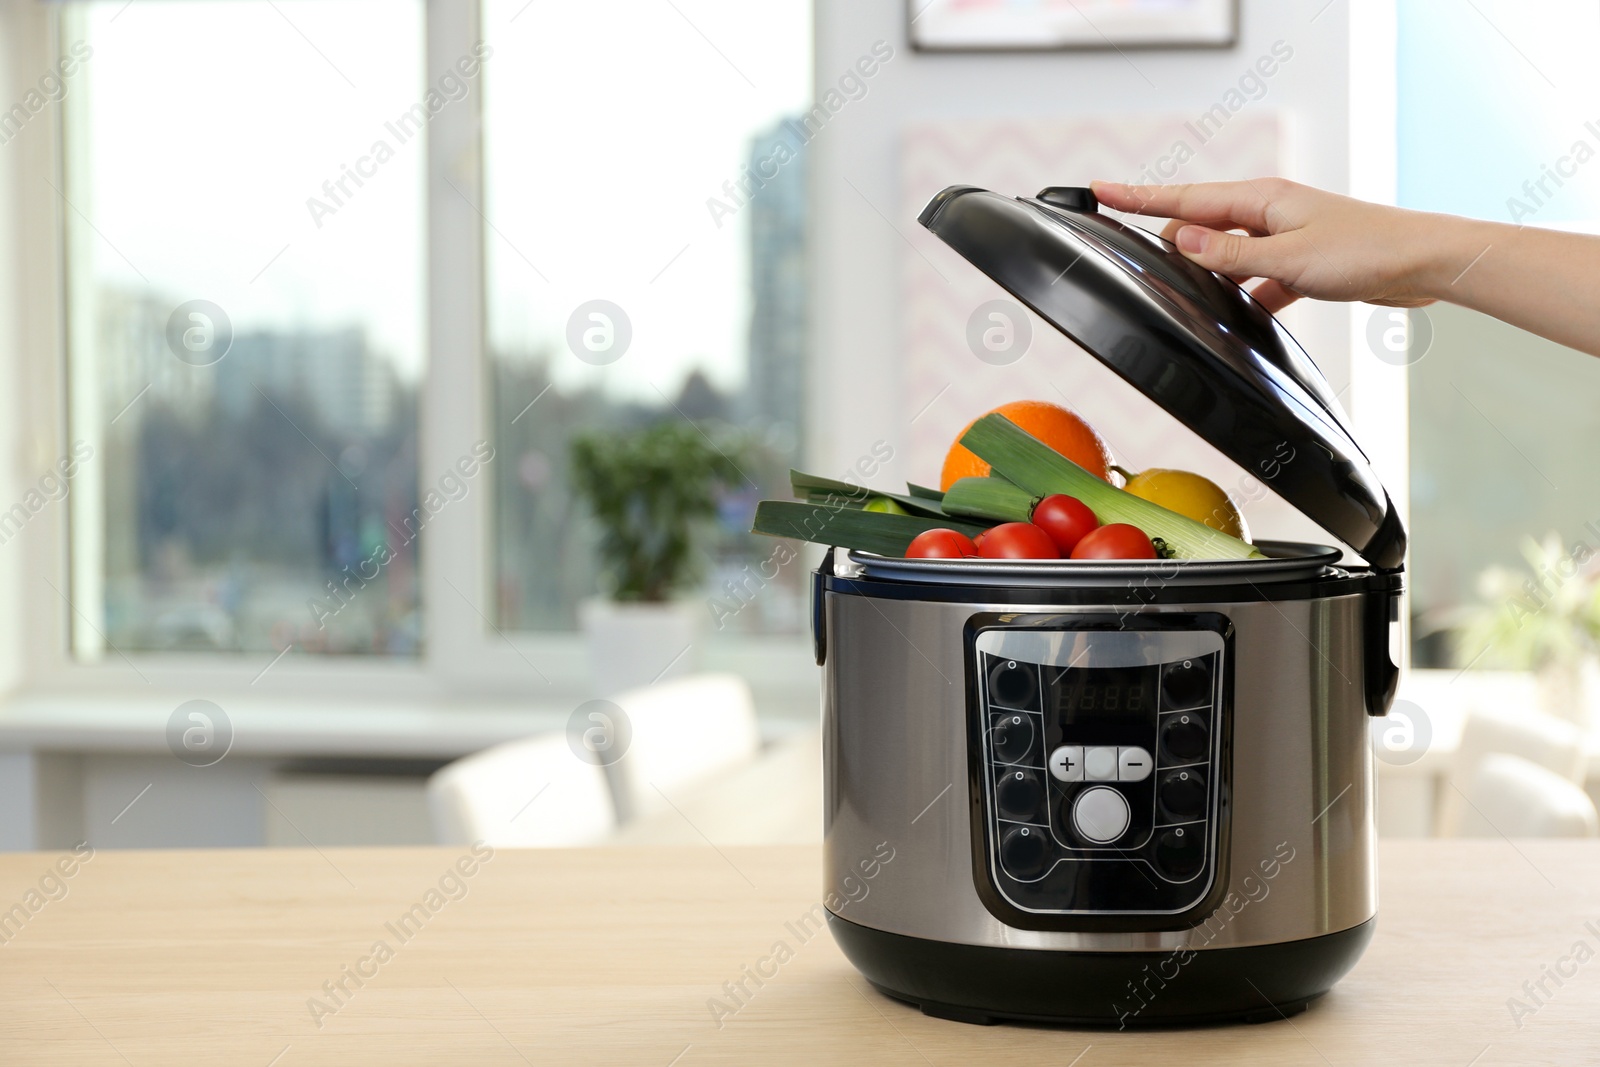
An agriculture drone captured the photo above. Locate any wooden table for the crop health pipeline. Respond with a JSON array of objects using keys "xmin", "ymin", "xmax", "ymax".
[{"xmin": 0, "ymin": 841, "xmax": 1596, "ymax": 1065}]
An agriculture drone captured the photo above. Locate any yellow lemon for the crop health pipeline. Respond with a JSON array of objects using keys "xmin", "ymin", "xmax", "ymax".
[{"xmin": 1122, "ymin": 469, "xmax": 1249, "ymax": 541}]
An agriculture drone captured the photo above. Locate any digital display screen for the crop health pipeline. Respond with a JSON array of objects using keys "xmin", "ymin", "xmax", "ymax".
[{"xmin": 1051, "ymin": 665, "xmax": 1158, "ymax": 728}]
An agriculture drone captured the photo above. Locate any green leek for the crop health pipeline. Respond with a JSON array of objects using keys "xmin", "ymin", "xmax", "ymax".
[
  {"xmin": 941, "ymin": 476, "xmax": 1038, "ymax": 524},
  {"xmin": 788, "ymin": 471, "xmax": 949, "ymax": 519},
  {"xmin": 752, "ymin": 500, "xmax": 987, "ymax": 556}
]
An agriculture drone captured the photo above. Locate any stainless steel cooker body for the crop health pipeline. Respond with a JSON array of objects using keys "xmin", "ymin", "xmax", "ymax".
[
  {"xmin": 817, "ymin": 547, "xmax": 1401, "ymax": 1026},
  {"xmin": 810, "ymin": 185, "xmax": 1409, "ymax": 1025}
]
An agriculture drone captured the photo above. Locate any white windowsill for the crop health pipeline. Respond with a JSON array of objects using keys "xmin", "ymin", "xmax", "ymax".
[
  {"xmin": 0, "ymin": 691, "xmax": 576, "ymax": 759},
  {"xmin": 0, "ymin": 634, "xmax": 823, "ymax": 758}
]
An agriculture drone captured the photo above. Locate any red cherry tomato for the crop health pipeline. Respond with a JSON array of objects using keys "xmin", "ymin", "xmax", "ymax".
[
  {"xmin": 1030, "ymin": 494, "xmax": 1099, "ymax": 555},
  {"xmin": 977, "ymin": 522, "xmax": 1061, "ymax": 560},
  {"xmin": 1070, "ymin": 523, "xmax": 1157, "ymax": 560},
  {"xmin": 905, "ymin": 528, "xmax": 979, "ymax": 559}
]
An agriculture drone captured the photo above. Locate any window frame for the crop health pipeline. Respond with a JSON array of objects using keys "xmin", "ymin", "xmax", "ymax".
[
  {"xmin": 1345, "ymin": 0, "xmax": 1411, "ymax": 669},
  {"xmin": 3, "ymin": 0, "xmax": 813, "ymax": 708}
]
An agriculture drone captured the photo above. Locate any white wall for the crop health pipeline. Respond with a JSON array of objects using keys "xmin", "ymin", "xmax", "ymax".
[
  {"xmin": 808, "ymin": 0, "xmax": 1358, "ymax": 503},
  {"xmin": 0, "ymin": 0, "xmax": 45, "ymax": 700}
]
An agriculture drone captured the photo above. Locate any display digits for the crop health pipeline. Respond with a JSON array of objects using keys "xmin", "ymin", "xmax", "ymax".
[{"xmin": 1054, "ymin": 665, "xmax": 1158, "ymax": 727}]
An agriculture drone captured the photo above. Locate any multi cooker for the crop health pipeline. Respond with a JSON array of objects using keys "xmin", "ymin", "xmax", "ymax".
[{"xmin": 817, "ymin": 185, "xmax": 1405, "ymax": 1026}]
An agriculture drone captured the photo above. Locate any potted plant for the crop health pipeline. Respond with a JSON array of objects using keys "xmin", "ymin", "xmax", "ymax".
[
  {"xmin": 1455, "ymin": 533, "xmax": 1600, "ymax": 727},
  {"xmin": 569, "ymin": 419, "xmax": 749, "ymax": 695}
]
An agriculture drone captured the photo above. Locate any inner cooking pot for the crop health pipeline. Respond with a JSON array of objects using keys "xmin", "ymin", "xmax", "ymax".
[{"xmin": 839, "ymin": 540, "xmax": 1345, "ymax": 587}]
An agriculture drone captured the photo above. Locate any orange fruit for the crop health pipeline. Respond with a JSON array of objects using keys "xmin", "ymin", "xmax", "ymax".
[{"xmin": 940, "ymin": 400, "xmax": 1112, "ymax": 491}]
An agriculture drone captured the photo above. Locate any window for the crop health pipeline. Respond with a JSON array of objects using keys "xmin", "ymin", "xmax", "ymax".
[
  {"xmin": 480, "ymin": 0, "xmax": 813, "ymax": 633},
  {"xmin": 61, "ymin": 0, "xmax": 426, "ymax": 656},
  {"xmin": 1395, "ymin": 0, "xmax": 1600, "ymax": 668},
  {"xmin": 47, "ymin": 0, "xmax": 814, "ymax": 677}
]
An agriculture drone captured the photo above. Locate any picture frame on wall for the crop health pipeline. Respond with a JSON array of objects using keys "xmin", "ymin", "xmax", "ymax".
[{"xmin": 909, "ymin": 0, "xmax": 1238, "ymax": 52}]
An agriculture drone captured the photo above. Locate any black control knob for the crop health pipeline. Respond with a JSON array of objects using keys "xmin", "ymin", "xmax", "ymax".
[
  {"xmin": 999, "ymin": 825, "xmax": 1049, "ymax": 879},
  {"xmin": 995, "ymin": 769, "xmax": 1044, "ymax": 822},
  {"xmin": 989, "ymin": 659, "xmax": 1037, "ymax": 708},
  {"xmin": 1161, "ymin": 713, "xmax": 1209, "ymax": 763},
  {"xmin": 991, "ymin": 713, "xmax": 1034, "ymax": 764},
  {"xmin": 1162, "ymin": 659, "xmax": 1211, "ymax": 709},
  {"xmin": 1158, "ymin": 768, "xmax": 1207, "ymax": 821},
  {"xmin": 1155, "ymin": 826, "xmax": 1205, "ymax": 879}
]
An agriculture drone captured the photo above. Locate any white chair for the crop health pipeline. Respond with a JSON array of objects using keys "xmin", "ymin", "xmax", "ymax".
[
  {"xmin": 608, "ymin": 728, "xmax": 822, "ymax": 846},
  {"xmin": 427, "ymin": 733, "xmax": 616, "ymax": 848},
  {"xmin": 1435, "ymin": 706, "xmax": 1587, "ymax": 836},
  {"xmin": 1457, "ymin": 706, "xmax": 1586, "ymax": 782},
  {"xmin": 1455, "ymin": 753, "xmax": 1599, "ymax": 838},
  {"xmin": 610, "ymin": 673, "xmax": 761, "ymax": 822}
]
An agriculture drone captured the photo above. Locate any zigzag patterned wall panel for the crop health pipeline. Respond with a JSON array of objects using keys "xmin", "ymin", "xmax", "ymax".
[{"xmin": 900, "ymin": 112, "xmax": 1286, "ymax": 520}]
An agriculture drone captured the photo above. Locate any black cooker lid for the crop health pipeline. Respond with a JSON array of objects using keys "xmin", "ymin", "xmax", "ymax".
[{"xmin": 917, "ymin": 185, "xmax": 1406, "ymax": 572}]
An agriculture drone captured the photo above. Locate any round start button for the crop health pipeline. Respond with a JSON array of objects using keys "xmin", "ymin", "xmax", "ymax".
[{"xmin": 1071, "ymin": 785, "xmax": 1131, "ymax": 844}]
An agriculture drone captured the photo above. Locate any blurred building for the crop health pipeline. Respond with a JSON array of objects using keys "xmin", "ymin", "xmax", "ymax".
[
  {"xmin": 95, "ymin": 289, "xmax": 215, "ymax": 418},
  {"xmin": 217, "ymin": 327, "xmax": 399, "ymax": 438},
  {"xmin": 92, "ymin": 290, "xmax": 401, "ymax": 441},
  {"xmin": 743, "ymin": 117, "xmax": 808, "ymax": 458},
  {"xmin": 87, "ymin": 290, "xmax": 417, "ymax": 652}
]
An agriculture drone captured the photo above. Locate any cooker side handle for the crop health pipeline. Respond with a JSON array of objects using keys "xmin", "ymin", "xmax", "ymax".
[
  {"xmin": 1363, "ymin": 577, "xmax": 1403, "ymax": 716},
  {"xmin": 811, "ymin": 553, "xmax": 832, "ymax": 667}
]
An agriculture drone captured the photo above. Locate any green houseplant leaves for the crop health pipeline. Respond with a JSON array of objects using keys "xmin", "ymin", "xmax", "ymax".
[{"xmin": 570, "ymin": 421, "xmax": 750, "ymax": 603}]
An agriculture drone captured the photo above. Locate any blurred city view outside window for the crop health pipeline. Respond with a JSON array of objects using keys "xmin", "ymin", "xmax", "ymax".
[
  {"xmin": 62, "ymin": 0, "xmax": 427, "ymax": 655},
  {"xmin": 482, "ymin": 0, "xmax": 813, "ymax": 634},
  {"xmin": 59, "ymin": 0, "xmax": 813, "ymax": 660}
]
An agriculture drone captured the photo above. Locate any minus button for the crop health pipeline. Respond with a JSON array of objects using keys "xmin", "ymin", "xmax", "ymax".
[{"xmin": 1117, "ymin": 746, "xmax": 1153, "ymax": 783}]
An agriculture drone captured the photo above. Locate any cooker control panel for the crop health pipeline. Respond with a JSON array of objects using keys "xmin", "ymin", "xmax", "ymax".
[{"xmin": 969, "ymin": 614, "xmax": 1230, "ymax": 925}]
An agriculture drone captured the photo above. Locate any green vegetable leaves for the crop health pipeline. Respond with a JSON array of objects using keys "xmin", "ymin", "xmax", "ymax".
[
  {"xmin": 940, "ymin": 476, "xmax": 1038, "ymax": 524},
  {"xmin": 751, "ymin": 501, "xmax": 987, "ymax": 557}
]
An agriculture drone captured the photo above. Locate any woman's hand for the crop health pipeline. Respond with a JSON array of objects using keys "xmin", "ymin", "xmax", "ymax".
[
  {"xmin": 1092, "ymin": 176, "xmax": 1600, "ymax": 358},
  {"xmin": 1090, "ymin": 178, "xmax": 1443, "ymax": 313}
]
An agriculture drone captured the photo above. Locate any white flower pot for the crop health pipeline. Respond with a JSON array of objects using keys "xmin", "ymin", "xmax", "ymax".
[
  {"xmin": 1583, "ymin": 657, "xmax": 1600, "ymax": 733},
  {"xmin": 1535, "ymin": 657, "xmax": 1598, "ymax": 729},
  {"xmin": 578, "ymin": 597, "xmax": 703, "ymax": 697}
]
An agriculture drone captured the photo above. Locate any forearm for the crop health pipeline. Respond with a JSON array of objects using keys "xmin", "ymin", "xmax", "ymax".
[{"xmin": 1414, "ymin": 215, "xmax": 1600, "ymax": 357}]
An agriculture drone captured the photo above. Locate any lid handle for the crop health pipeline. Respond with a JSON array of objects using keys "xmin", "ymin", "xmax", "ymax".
[{"xmin": 1037, "ymin": 187, "xmax": 1099, "ymax": 213}]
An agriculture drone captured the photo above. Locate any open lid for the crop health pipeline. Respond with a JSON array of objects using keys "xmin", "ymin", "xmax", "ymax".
[{"xmin": 918, "ymin": 185, "xmax": 1406, "ymax": 572}]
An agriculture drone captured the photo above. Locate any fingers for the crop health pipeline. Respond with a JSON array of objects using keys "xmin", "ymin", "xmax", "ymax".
[
  {"xmin": 1092, "ymin": 178, "xmax": 1282, "ymax": 234},
  {"xmin": 1174, "ymin": 225, "xmax": 1297, "ymax": 284},
  {"xmin": 1159, "ymin": 218, "xmax": 1267, "ymax": 244},
  {"xmin": 1094, "ymin": 179, "xmax": 1310, "ymax": 300},
  {"xmin": 1246, "ymin": 279, "xmax": 1304, "ymax": 314},
  {"xmin": 1371, "ymin": 296, "xmax": 1439, "ymax": 310}
]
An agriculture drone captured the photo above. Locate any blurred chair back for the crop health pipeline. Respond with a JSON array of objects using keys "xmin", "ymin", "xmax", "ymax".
[
  {"xmin": 1455, "ymin": 753, "xmax": 1599, "ymax": 838},
  {"xmin": 1437, "ymin": 707, "xmax": 1588, "ymax": 836},
  {"xmin": 611, "ymin": 673, "xmax": 760, "ymax": 822},
  {"xmin": 428, "ymin": 734, "xmax": 616, "ymax": 847}
]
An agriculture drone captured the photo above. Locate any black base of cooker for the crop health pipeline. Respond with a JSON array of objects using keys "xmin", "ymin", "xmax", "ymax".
[{"xmin": 827, "ymin": 912, "xmax": 1375, "ymax": 1028}]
